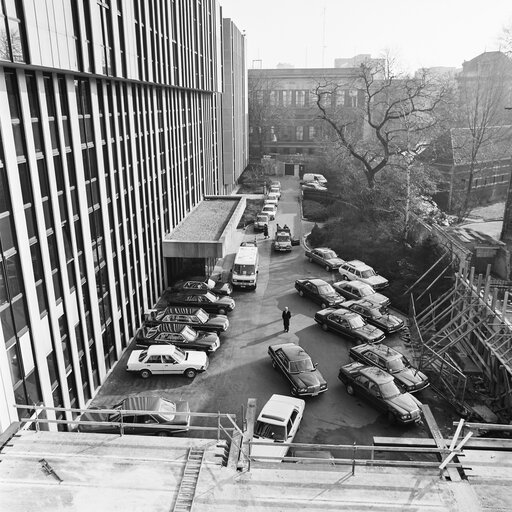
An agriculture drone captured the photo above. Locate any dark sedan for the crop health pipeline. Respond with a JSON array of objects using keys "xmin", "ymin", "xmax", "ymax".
[
  {"xmin": 338, "ymin": 362, "xmax": 422, "ymax": 424},
  {"xmin": 78, "ymin": 395, "xmax": 190, "ymax": 436},
  {"xmin": 314, "ymin": 308, "xmax": 385, "ymax": 343},
  {"xmin": 304, "ymin": 247, "xmax": 344, "ymax": 271},
  {"xmin": 268, "ymin": 343, "xmax": 327, "ymax": 397},
  {"xmin": 349, "ymin": 344, "xmax": 429, "ymax": 393},
  {"xmin": 295, "ymin": 278, "xmax": 345, "ymax": 309},
  {"xmin": 143, "ymin": 307, "xmax": 229, "ymax": 334},
  {"xmin": 341, "ymin": 300, "xmax": 404, "ymax": 333},
  {"xmin": 332, "ymin": 280, "xmax": 390, "ymax": 308},
  {"xmin": 159, "ymin": 291, "xmax": 235, "ymax": 314},
  {"xmin": 135, "ymin": 323, "xmax": 220, "ymax": 352},
  {"xmin": 168, "ymin": 276, "xmax": 233, "ymax": 296}
]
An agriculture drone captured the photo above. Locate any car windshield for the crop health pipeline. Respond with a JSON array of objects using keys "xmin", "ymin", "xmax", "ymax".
[
  {"xmin": 234, "ymin": 264, "xmax": 255, "ymax": 274},
  {"xmin": 361, "ymin": 269, "xmax": 376, "ymax": 278},
  {"xmin": 368, "ymin": 307, "xmax": 383, "ymax": 318},
  {"xmin": 138, "ymin": 350, "xmax": 148, "ymax": 362},
  {"xmin": 276, "ymin": 235, "xmax": 289, "ymax": 242},
  {"xmin": 379, "ymin": 380, "xmax": 401, "ymax": 399},
  {"xmin": 254, "ymin": 421, "xmax": 286, "ymax": 441},
  {"xmin": 359, "ymin": 286, "xmax": 375, "ymax": 297},
  {"xmin": 322, "ymin": 250, "xmax": 337, "ymax": 260},
  {"xmin": 262, "ymin": 206, "xmax": 274, "ymax": 212},
  {"xmin": 203, "ymin": 292, "xmax": 217, "ymax": 302},
  {"xmin": 317, "ymin": 284, "xmax": 335, "ymax": 295},
  {"xmin": 257, "ymin": 215, "xmax": 268, "ymax": 222},
  {"xmin": 157, "ymin": 401, "xmax": 177, "ymax": 421},
  {"xmin": 181, "ymin": 326, "xmax": 197, "ymax": 340},
  {"xmin": 348, "ymin": 316, "xmax": 365, "ymax": 329},
  {"xmin": 289, "ymin": 357, "xmax": 315, "ymax": 373},
  {"xmin": 173, "ymin": 347, "xmax": 186, "ymax": 363},
  {"xmin": 184, "ymin": 282, "xmax": 204, "ymax": 289},
  {"xmin": 196, "ymin": 309, "xmax": 209, "ymax": 323},
  {"xmin": 387, "ymin": 357, "xmax": 405, "ymax": 372}
]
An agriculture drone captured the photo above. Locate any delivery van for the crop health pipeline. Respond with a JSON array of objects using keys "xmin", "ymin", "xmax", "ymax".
[{"xmin": 231, "ymin": 246, "xmax": 259, "ymax": 290}]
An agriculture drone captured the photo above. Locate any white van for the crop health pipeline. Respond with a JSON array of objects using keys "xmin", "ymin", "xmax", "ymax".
[
  {"xmin": 231, "ymin": 246, "xmax": 259, "ymax": 290},
  {"xmin": 302, "ymin": 173, "xmax": 327, "ymax": 185}
]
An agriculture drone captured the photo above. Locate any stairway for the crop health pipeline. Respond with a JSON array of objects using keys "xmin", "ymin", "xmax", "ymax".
[{"xmin": 172, "ymin": 448, "xmax": 206, "ymax": 512}]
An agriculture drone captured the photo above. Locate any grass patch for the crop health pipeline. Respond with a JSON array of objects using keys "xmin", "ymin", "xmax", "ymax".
[
  {"xmin": 237, "ymin": 198, "xmax": 265, "ymax": 228},
  {"xmin": 302, "ymin": 200, "xmax": 328, "ymax": 221}
]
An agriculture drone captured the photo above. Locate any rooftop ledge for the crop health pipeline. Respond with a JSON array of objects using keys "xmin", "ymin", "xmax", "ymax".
[{"xmin": 163, "ymin": 195, "xmax": 246, "ymax": 259}]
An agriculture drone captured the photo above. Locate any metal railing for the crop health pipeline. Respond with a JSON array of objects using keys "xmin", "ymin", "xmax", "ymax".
[{"xmin": 13, "ymin": 404, "xmax": 240, "ymax": 441}]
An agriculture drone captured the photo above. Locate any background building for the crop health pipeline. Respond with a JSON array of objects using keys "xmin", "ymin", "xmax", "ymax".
[{"xmin": 0, "ymin": 0, "xmax": 247, "ymax": 432}]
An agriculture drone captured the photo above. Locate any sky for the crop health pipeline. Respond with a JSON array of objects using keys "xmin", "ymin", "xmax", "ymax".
[{"xmin": 219, "ymin": 0, "xmax": 512, "ymax": 73}]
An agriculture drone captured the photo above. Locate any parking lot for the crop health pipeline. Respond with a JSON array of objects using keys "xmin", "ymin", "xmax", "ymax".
[{"xmin": 92, "ymin": 175, "xmax": 457, "ymax": 446}]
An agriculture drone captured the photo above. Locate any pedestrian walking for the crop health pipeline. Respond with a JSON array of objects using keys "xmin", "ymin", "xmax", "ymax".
[
  {"xmin": 282, "ymin": 307, "xmax": 291, "ymax": 332},
  {"xmin": 263, "ymin": 224, "xmax": 269, "ymax": 239}
]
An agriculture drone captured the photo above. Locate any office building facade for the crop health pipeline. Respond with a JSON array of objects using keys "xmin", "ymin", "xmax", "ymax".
[{"xmin": 0, "ymin": 0, "xmax": 246, "ymax": 432}]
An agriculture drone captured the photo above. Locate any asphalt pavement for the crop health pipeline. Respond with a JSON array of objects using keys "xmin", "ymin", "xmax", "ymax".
[{"xmin": 91, "ymin": 175, "xmax": 456, "ymax": 446}]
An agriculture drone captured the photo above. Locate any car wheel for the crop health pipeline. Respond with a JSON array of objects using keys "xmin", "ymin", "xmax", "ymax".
[
  {"xmin": 291, "ymin": 387, "xmax": 298, "ymax": 396},
  {"xmin": 342, "ymin": 275, "xmax": 348, "ymax": 280},
  {"xmin": 346, "ymin": 384, "xmax": 355, "ymax": 395},
  {"xmin": 272, "ymin": 361, "xmax": 278, "ymax": 370},
  {"xmin": 321, "ymin": 302, "xmax": 328, "ymax": 309},
  {"xmin": 325, "ymin": 265, "xmax": 331, "ymax": 272},
  {"xmin": 140, "ymin": 369, "xmax": 151, "ymax": 379},
  {"xmin": 322, "ymin": 323, "xmax": 328, "ymax": 331},
  {"xmin": 309, "ymin": 257, "xmax": 314, "ymax": 263},
  {"xmin": 218, "ymin": 308, "xmax": 226, "ymax": 315},
  {"xmin": 156, "ymin": 431, "xmax": 170, "ymax": 437},
  {"xmin": 184, "ymin": 368, "xmax": 197, "ymax": 379},
  {"xmin": 299, "ymin": 290, "xmax": 304, "ymax": 297}
]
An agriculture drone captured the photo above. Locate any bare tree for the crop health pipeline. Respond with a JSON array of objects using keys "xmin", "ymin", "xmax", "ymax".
[
  {"xmin": 451, "ymin": 54, "xmax": 512, "ymax": 217},
  {"xmin": 499, "ymin": 22, "xmax": 512, "ymax": 56},
  {"xmin": 314, "ymin": 57, "xmax": 450, "ymax": 190}
]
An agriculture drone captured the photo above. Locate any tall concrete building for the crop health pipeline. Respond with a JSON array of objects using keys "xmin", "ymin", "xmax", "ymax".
[{"xmin": 0, "ymin": 0, "xmax": 247, "ymax": 432}]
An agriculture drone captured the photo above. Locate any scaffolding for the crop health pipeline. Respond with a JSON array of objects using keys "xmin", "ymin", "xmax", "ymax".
[{"xmin": 409, "ymin": 261, "xmax": 512, "ymax": 419}]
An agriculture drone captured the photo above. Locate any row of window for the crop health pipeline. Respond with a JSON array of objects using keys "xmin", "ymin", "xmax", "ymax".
[{"xmin": 252, "ymin": 88, "xmax": 361, "ymax": 109}]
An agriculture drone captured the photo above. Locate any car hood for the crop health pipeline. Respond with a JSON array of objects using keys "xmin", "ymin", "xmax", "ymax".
[
  {"xmin": 377, "ymin": 314, "xmax": 403, "ymax": 329},
  {"xmin": 196, "ymin": 331, "xmax": 220, "ymax": 343},
  {"xmin": 388, "ymin": 392, "xmax": 421, "ymax": 415},
  {"xmin": 213, "ymin": 282, "xmax": 233, "ymax": 295},
  {"xmin": 217, "ymin": 297, "xmax": 235, "ymax": 307},
  {"xmin": 206, "ymin": 315, "xmax": 229, "ymax": 329},
  {"xmin": 365, "ymin": 275, "xmax": 388, "ymax": 287},
  {"xmin": 293, "ymin": 370, "xmax": 326, "ymax": 388},
  {"xmin": 393, "ymin": 368, "xmax": 428, "ymax": 388},
  {"xmin": 328, "ymin": 258, "xmax": 344, "ymax": 267},
  {"xmin": 251, "ymin": 438, "xmax": 289, "ymax": 461},
  {"xmin": 324, "ymin": 293, "xmax": 344, "ymax": 304},
  {"xmin": 354, "ymin": 324, "xmax": 385, "ymax": 341},
  {"xmin": 367, "ymin": 293, "xmax": 390, "ymax": 307}
]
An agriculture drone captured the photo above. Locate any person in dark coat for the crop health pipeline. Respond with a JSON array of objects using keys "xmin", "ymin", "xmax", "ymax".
[
  {"xmin": 282, "ymin": 307, "xmax": 291, "ymax": 332},
  {"xmin": 263, "ymin": 224, "xmax": 269, "ymax": 239}
]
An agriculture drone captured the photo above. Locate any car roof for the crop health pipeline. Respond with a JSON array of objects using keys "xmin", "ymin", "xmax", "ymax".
[
  {"xmin": 330, "ymin": 310, "xmax": 360, "ymax": 321},
  {"xmin": 346, "ymin": 299, "xmax": 380, "ymax": 309},
  {"xmin": 346, "ymin": 260, "xmax": 372, "ymax": 270},
  {"xmin": 273, "ymin": 343, "xmax": 311, "ymax": 360},
  {"xmin": 259, "ymin": 394, "xmax": 304, "ymax": 423},
  {"xmin": 315, "ymin": 247, "xmax": 334, "ymax": 253},
  {"xmin": 337, "ymin": 280, "xmax": 373, "ymax": 290},
  {"xmin": 118, "ymin": 395, "xmax": 176, "ymax": 412},
  {"xmin": 308, "ymin": 278, "xmax": 330, "ymax": 286},
  {"xmin": 141, "ymin": 324, "xmax": 188, "ymax": 335},
  {"xmin": 353, "ymin": 343, "xmax": 402, "ymax": 360},
  {"xmin": 160, "ymin": 306, "xmax": 203, "ymax": 316},
  {"xmin": 145, "ymin": 345, "xmax": 178, "ymax": 355},
  {"xmin": 359, "ymin": 366, "xmax": 394, "ymax": 384}
]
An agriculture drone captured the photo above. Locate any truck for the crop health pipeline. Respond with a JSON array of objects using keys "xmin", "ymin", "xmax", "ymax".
[{"xmin": 273, "ymin": 224, "xmax": 298, "ymax": 252}]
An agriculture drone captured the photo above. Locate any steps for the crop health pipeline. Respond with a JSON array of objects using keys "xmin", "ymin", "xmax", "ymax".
[{"xmin": 172, "ymin": 447, "xmax": 206, "ymax": 512}]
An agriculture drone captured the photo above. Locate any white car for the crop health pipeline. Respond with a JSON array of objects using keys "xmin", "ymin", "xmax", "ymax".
[
  {"xmin": 261, "ymin": 204, "xmax": 277, "ymax": 220},
  {"xmin": 337, "ymin": 260, "xmax": 389, "ymax": 290},
  {"xmin": 126, "ymin": 345, "xmax": 208, "ymax": 379},
  {"xmin": 269, "ymin": 185, "xmax": 281, "ymax": 198},
  {"xmin": 264, "ymin": 193, "xmax": 279, "ymax": 206},
  {"xmin": 251, "ymin": 394, "xmax": 305, "ymax": 462}
]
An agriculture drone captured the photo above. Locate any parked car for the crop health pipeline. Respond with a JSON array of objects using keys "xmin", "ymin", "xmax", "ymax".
[
  {"xmin": 337, "ymin": 260, "xmax": 389, "ymax": 290},
  {"xmin": 269, "ymin": 185, "xmax": 281, "ymax": 198},
  {"xmin": 254, "ymin": 213, "xmax": 269, "ymax": 232},
  {"xmin": 295, "ymin": 278, "xmax": 345, "ymax": 309},
  {"xmin": 302, "ymin": 173, "xmax": 327, "ymax": 185},
  {"xmin": 349, "ymin": 344, "xmax": 429, "ymax": 393},
  {"xmin": 143, "ymin": 307, "xmax": 229, "ymax": 334},
  {"xmin": 126, "ymin": 345, "xmax": 209, "ymax": 379},
  {"xmin": 78, "ymin": 395, "xmax": 190, "ymax": 436},
  {"xmin": 304, "ymin": 247, "xmax": 344, "ymax": 271},
  {"xmin": 338, "ymin": 362, "xmax": 423, "ymax": 424},
  {"xmin": 167, "ymin": 277, "xmax": 233, "ymax": 297},
  {"xmin": 332, "ymin": 281, "xmax": 390, "ymax": 308},
  {"xmin": 314, "ymin": 308, "xmax": 386, "ymax": 343},
  {"xmin": 252, "ymin": 394, "xmax": 305, "ymax": 461},
  {"xmin": 301, "ymin": 181, "xmax": 327, "ymax": 192},
  {"xmin": 261, "ymin": 203, "xmax": 277, "ymax": 220},
  {"xmin": 264, "ymin": 193, "xmax": 279, "ymax": 206},
  {"xmin": 341, "ymin": 300, "xmax": 404, "ymax": 333},
  {"xmin": 158, "ymin": 291, "xmax": 235, "ymax": 315},
  {"xmin": 270, "ymin": 180, "xmax": 281, "ymax": 189},
  {"xmin": 135, "ymin": 323, "xmax": 220, "ymax": 352},
  {"xmin": 268, "ymin": 342, "xmax": 328, "ymax": 397}
]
